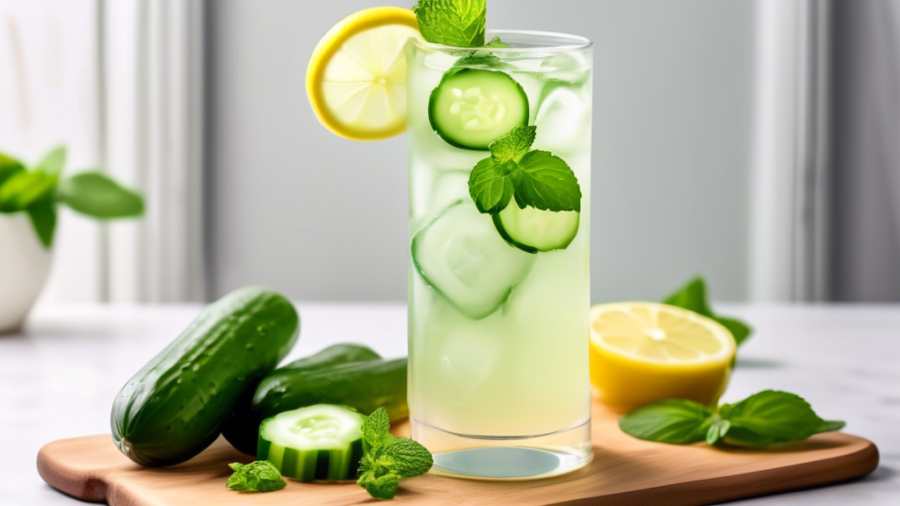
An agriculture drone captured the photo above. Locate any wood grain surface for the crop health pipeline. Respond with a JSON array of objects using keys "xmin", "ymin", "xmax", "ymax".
[{"xmin": 37, "ymin": 404, "xmax": 878, "ymax": 506}]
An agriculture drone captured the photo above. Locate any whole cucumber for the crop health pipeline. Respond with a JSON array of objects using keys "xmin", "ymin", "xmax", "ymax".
[
  {"xmin": 221, "ymin": 343, "xmax": 382, "ymax": 454},
  {"xmin": 111, "ymin": 287, "xmax": 300, "ymax": 466},
  {"xmin": 224, "ymin": 358, "xmax": 408, "ymax": 456}
]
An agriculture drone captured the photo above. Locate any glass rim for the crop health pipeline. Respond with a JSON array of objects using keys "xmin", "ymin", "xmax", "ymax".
[{"xmin": 411, "ymin": 29, "xmax": 592, "ymax": 53}]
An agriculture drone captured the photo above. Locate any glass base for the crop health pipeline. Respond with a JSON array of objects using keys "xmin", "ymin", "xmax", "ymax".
[{"xmin": 411, "ymin": 418, "xmax": 593, "ymax": 480}]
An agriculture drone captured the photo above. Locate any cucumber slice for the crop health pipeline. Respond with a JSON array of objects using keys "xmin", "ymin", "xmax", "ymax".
[
  {"xmin": 412, "ymin": 200, "xmax": 534, "ymax": 319},
  {"xmin": 428, "ymin": 69, "xmax": 529, "ymax": 150},
  {"xmin": 492, "ymin": 204, "xmax": 580, "ymax": 253},
  {"xmin": 258, "ymin": 404, "xmax": 365, "ymax": 482}
]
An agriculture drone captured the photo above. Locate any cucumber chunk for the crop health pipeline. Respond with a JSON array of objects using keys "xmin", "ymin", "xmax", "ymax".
[
  {"xmin": 428, "ymin": 69, "xmax": 529, "ymax": 150},
  {"xmin": 258, "ymin": 404, "xmax": 366, "ymax": 482},
  {"xmin": 493, "ymin": 204, "xmax": 580, "ymax": 253},
  {"xmin": 412, "ymin": 200, "xmax": 534, "ymax": 319}
]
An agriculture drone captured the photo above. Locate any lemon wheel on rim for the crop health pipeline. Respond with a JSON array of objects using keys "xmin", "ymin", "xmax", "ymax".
[{"xmin": 306, "ymin": 7, "xmax": 421, "ymax": 141}]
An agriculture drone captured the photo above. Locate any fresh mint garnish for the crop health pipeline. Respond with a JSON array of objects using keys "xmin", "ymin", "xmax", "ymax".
[
  {"xmin": 469, "ymin": 158, "xmax": 515, "ymax": 213},
  {"xmin": 468, "ymin": 125, "xmax": 581, "ymax": 215},
  {"xmin": 357, "ymin": 407, "xmax": 433, "ymax": 500},
  {"xmin": 226, "ymin": 461, "xmax": 287, "ymax": 493},
  {"xmin": 619, "ymin": 390, "xmax": 845, "ymax": 447},
  {"xmin": 663, "ymin": 277, "xmax": 753, "ymax": 346},
  {"xmin": 513, "ymin": 150, "xmax": 581, "ymax": 212},
  {"xmin": 484, "ymin": 36, "xmax": 510, "ymax": 48},
  {"xmin": 490, "ymin": 125, "xmax": 535, "ymax": 164},
  {"xmin": 413, "ymin": 0, "xmax": 486, "ymax": 48}
]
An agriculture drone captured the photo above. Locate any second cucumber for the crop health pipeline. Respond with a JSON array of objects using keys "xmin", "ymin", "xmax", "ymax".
[{"xmin": 223, "ymin": 357, "xmax": 408, "ymax": 456}]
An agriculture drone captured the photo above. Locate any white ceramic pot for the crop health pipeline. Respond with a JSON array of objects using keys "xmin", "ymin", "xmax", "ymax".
[{"xmin": 0, "ymin": 213, "xmax": 52, "ymax": 334}]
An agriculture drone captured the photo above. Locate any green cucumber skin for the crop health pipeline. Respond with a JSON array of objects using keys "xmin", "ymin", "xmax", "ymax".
[
  {"xmin": 227, "ymin": 358, "xmax": 408, "ymax": 456},
  {"xmin": 279, "ymin": 343, "xmax": 380, "ymax": 371},
  {"xmin": 222, "ymin": 344, "xmax": 381, "ymax": 454},
  {"xmin": 111, "ymin": 287, "xmax": 300, "ymax": 467}
]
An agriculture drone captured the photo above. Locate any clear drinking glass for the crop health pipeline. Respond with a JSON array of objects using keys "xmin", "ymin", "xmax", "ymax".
[{"xmin": 406, "ymin": 30, "xmax": 593, "ymax": 480}]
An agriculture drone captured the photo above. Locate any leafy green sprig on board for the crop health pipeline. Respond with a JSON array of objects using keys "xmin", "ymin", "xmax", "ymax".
[{"xmin": 358, "ymin": 407, "xmax": 433, "ymax": 499}]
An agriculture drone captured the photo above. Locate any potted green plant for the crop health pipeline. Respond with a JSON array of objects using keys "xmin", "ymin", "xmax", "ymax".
[{"xmin": 0, "ymin": 146, "xmax": 144, "ymax": 334}]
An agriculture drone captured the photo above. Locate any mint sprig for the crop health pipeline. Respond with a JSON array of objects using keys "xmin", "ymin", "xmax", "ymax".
[
  {"xmin": 663, "ymin": 277, "xmax": 753, "ymax": 346},
  {"xmin": 468, "ymin": 125, "xmax": 581, "ymax": 214},
  {"xmin": 413, "ymin": 0, "xmax": 486, "ymax": 48},
  {"xmin": 619, "ymin": 390, "xmax": 845, "ymax": 447},
  {"xmin": 357, "ymin": 407, "xmax": 433, "ymax": 500},
  {"xmin": 484, "ymin": 36, "xmax": 510, "ymax": 48},
  {"xmin": 226, "ymin": 461, "xmax": 287, "ymax": 493}
]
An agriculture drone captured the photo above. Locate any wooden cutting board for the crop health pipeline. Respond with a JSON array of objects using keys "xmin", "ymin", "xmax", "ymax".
[{"xmin": 37, "ymin": 404, "xmax": 878, "ymax": 506}]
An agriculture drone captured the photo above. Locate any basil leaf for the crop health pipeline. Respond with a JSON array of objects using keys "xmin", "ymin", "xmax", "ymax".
[
  {"xmin": 721, "ymin": 390, "xmax": 845, "ymax": 445},
  {"xmin": 26, "ymin": 198, "xmax": 57, "ymax": 249},
  {"xmin": 705, "ymin": 419, "xmax": 730, "ymax": 445},
  {"xmin": 58, "ymin": 172, "xmax": 144, "ymax": 219},
  {"xmin": 37, "ymin": 145, "xmax": 67, "ymax": 174},
  {"xmin": 619, "ymin": 399, "xmax": 714, "ymax": 444},
  {"xmin": 0, "ymin": 170, "xmax": 58, "ymax": 212},
  {"xmin": 468, "ymin": 157, "xmax": 514, "ymax": 213},
  {"xmin": 663, "ymin": 277, "xmax": 753, "ymax": 346},
  {"xmin": 513, "ymin": 150, "xmax": 581, "ymax": 212},
  {"xmin": 0, "ymin": 152, "xmax": 26, "ymax": 187}
]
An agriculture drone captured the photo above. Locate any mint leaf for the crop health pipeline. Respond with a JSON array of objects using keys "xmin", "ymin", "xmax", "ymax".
[
  {"xmin": 359, "ymin": 470, "xmax": 400, "ymax": 500},
  {"xmin": 720, "ymin": 390, "xmax": 845, "ymax": 446},
  {"xmin": 26, "ymin": 198, "xmax": 57, "ymax": 249},
  {"xmin": 377, "ymin": 437, "xmax": 434, "ymax": 479},
  {"xmin": 414, "ymin": 0, "xmax": 486, "ymax": 48},
  {"xmin": 489, "ymin": 125, "xmax": 536, "ymax": 164},
  {"xmin": 663, "ymin": 277, "xmax": 753, "ymax": 346},
  {"xmin": 357, "ymin": 408, "xmax": 433, "ymax": 500},
  {"xmin": 0, "ymin": 170, "xmax": 58, "ymax": 212},
  {"xmin": 513, "ymin": 150, "xmax": 581, "ymax": 212},
  {"xmin": 484, "ymin": 36, "xmax": 510, "ymax": 48},
  {"xmin": 362, "ymin": 406, "xmax": 392, "ymax": 453},
  {"xmin": 226, "ymin": 461, "xmax": 286, "ymax": 493},
  {"xmin": 58, "ymin": 172, "xmax": 144, "ymax": 219},
  {"xmin": 619, "ymin": 399, "xmax": 714, "ymax": 444},
  {"xmin": 468, "ymin": 157, "xmax": 514, "ymax": 213},
  {"xmin": 37, "ymin": 146, "xmax": 67, "ymax": 174},
  {"xmin": 0, "ymin": 152, "xmax": 25, "ymax": 187}
]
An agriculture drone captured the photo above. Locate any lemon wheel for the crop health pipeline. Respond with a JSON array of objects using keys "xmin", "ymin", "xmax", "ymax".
[
  {"xmin": 589, "ymin": 302, "xmax": 736, "ymax": 410},
  {"xmin": 306, "ymin": 7, "xmax": 421, "ymax": 141}
]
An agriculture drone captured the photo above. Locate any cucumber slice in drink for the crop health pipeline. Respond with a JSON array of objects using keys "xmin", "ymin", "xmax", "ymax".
[
  {"xmin": 412, "ymin": 200, "xmax": 534, "ymax": 319},
  {"xmin": 428, "ymin": 69, "xmax": 529, "ymax": 150},
  {"xmin": 492, "ymin": 204, "xmax": 580, "ymax": 253},
  {"xmin": 258, "ymin": 404, "xmax": 365, "ymax": 482}
]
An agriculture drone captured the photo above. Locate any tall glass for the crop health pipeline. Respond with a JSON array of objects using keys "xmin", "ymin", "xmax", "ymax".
[{"xmin": 406, "ymin": 31, "xmax": 593, "ymax": 479}]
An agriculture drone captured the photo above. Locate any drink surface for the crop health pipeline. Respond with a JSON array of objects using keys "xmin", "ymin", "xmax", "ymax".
[{"xmin": 406, "ymin": 34, "xmax": 593, "ymax": 457}]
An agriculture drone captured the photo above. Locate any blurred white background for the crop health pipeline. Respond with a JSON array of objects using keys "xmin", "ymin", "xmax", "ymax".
[{"xmin": 2, "ymin": 0, "xmax": 898, "ymax": 305}]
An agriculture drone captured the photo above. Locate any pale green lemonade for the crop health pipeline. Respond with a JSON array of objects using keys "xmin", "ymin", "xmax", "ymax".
[{"xmin": 406, "ymin": 31, "xmax": 593, "ymax": 479}]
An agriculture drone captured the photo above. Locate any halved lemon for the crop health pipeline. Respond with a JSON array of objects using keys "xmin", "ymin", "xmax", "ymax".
[
  {"xmin": 306, "ymin": 7, "xmax": 421, "ymax": 141},
  {"xmin": 590, "ymin": 302, "xmax": 736, "ymax": 411}
]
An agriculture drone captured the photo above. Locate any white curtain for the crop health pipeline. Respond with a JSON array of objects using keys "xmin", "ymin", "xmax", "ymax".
[{"xmin": 0, "ymin": 0, "xmax": 206, "ymax": 303}]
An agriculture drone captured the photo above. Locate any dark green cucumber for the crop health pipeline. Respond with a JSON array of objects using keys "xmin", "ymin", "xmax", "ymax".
[
  {"xmin": 222, "ymin": 343, "xmax": 381, "ymax": 455},
  {"xmin": 278, "ymin": 343, "xmax": 381, "ymax": 371},
  {"xmin": 258, "ymin": 404, "xmax": 366, "ymax": 481},
  {"xmin": 225, "ymin": 358, "xmax": 408, "ymax": 456},
  {"xmin": 111, "ymin": 287, "xmax": 300, "ymax": 466}
]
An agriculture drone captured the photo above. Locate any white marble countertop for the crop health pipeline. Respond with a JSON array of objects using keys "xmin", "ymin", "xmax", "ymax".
[{"xmin": 1, "ymin": 303, "xmax": 898, "ymax": 505}]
